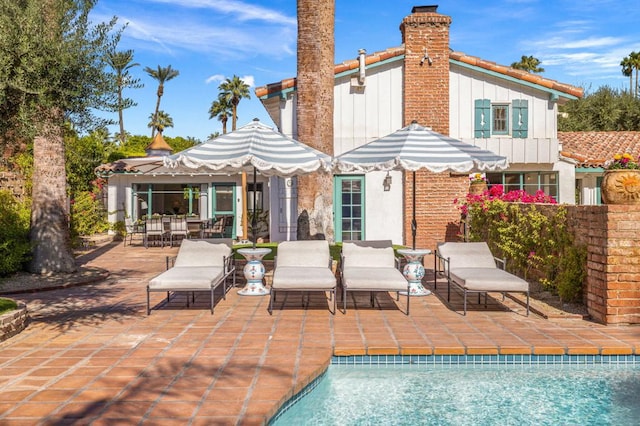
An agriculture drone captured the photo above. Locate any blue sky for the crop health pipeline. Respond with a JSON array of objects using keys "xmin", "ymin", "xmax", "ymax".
[{"xmin": 91, "ymin": 0, "xmax": 640, "ymax": 141}]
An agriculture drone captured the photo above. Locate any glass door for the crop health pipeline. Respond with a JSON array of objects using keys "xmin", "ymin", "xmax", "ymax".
[
  {"xmin": 334, "ymin": 175, "xmax": 365, "ymax": 243},
  {"xmin": 212, "ymin": 183, "xmax": 236, "ymax": 238}
]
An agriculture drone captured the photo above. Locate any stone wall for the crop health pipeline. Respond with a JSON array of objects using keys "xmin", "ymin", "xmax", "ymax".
[
  {"xmin": 0, "ymin": 302, "xmax": 28, "ymax": 342},
  {"xmin": 0, "ymin": 171, "xmax": 27, "ymax": 199}
]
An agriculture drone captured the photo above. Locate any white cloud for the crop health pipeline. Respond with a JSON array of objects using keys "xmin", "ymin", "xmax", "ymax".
[
  {"xmin": 205, "ymin": 74, "xmax": 225, "ymax": 84},
  {"xmin": 148, "ymin": 0, "xmax": 297, "ymax": 25},
  {"xmin": 205, "ymin": 74, "xmax": 255, "ymax": 87}
]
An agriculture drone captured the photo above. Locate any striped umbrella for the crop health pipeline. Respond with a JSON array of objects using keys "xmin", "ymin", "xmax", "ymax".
[
  {"xmin": 333, "ymin": 121, "xmax": 509, "ymax": 249},
  {"xmin": 164, "ymin": 119, "xmax": 332, "ymax": 246}
]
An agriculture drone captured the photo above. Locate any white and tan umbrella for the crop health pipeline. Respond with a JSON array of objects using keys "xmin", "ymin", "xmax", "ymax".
[
  {"xmin": 333, "ymin": 121, "xmax": 509, "ymax": 249},
  {"xmin": 164, "ymin": 119, "xmax": 332, "ymax": 246}
]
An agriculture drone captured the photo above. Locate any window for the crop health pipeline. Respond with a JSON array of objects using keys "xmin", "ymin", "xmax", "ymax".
[
  {"xmin": 492, "ymin": 104, "xmax": 509, "ymax": 134},
  {"xmin": 133, "ymin": 183, "xmax": 201, "ymax": 218},
  {"xmin": 474, "ymin": 99, "xmax": 528, "ymax": 138},
  {"xmin": 486, "ymin": 171, "xmax": 558, "ymax": 199}
]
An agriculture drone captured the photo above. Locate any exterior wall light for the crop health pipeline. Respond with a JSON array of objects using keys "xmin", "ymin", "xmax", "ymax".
[{"xmin": 383, "ymin": 172, "xmax": 392, "ymax": 191}]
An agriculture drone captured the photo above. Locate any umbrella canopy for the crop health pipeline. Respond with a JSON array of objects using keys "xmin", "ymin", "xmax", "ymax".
[
  {"xmin": 164, "ymin": 119, "xmax": 332, "ymax": 247},
  {"xmin": 333, "ymin": 121, "xmax": 509, "ymax": 249},
  {"xmin": 164, "ymin": 118, "xmax": 332, "ymax": 177},
  {"xmin": 333, "ymin": 121, "xmax": 508, "ymax": 174}
]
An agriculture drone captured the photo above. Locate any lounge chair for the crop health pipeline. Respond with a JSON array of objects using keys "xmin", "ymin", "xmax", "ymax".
[
  {"xmin": 269, "ymin": 240, "xmax": 337, "ymax": 314},
  {"xmin": 147, "ymin": 239, "xmax": 236, "ymax": 314},
  {"xmin": 435, "ymin": 242, "xmax": 529, "ymax": 315},
  {"xmin": 340, "ymin": 240, "xmax": 410, "ymax": 314}
]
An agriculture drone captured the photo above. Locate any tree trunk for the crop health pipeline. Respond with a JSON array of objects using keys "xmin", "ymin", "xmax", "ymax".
[
  {"xmin": 118, "ymin": 83, "xmax": 125, "ymax": 144},
  {"xmin": 29, "ymin": 108, "xmax": 77, "ymax": 274},
  {"xmin": 151, "ymin": 86, "xmax": 163, "ymax": 137},
  {"xmin": 296, "ymin": 0, "xmax": 335, "ymax": 241}
]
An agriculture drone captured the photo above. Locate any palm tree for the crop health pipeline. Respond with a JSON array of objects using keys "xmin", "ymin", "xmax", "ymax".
[
  {"xmin": 106, "ymin": 49, "xmax": 142, "ymax": 144},
  {"xmin": 147, "ymin": 110, "xmax": 174, "ymax": 134},
  {"xmin": 296, "ymin": 0, "xmax": 335, "ymax": 240},
  {"xmin": 630, "ymin": 51, "xmax": 640, "ymax": 98},
  {"xmin": 621, "ymin": 55, "xmax": 634, "ymax": 95},
  {"xmin": 144, "ymin": 65, "xmax": 180, "ymax": 137},
  {"xmin": 209, "ymin": 95, "xmax": 233, "ymax": 134},
  {"xmin": 510, "ymin": 55, "xmax": 545, "ymax": 73},
  {"xmin": 218, "ymin": 75, "xmax": 250, "ymax": 131}
]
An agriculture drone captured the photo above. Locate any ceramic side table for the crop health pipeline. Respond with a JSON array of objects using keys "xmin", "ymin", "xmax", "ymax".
[
  {"xmin": 397, "ymin": 248, "xmax": 432, "ymax": 296},
  {"xmin": 237, "ymin": 247, "xmax": 271, "ymax": 296}
]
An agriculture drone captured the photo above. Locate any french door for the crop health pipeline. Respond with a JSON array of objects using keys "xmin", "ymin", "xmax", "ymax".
[{"xmin": 334, "ymin": 175, "xmax": 365, "ymax": 243}]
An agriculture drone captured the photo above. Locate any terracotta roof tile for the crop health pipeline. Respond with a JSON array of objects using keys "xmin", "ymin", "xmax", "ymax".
[
  {"xmin": 255, "ymin": 47, "xmax": 583, "ymax": 100},
  {"xmin": 558, "ymin": 131, "xmax": 640, "ymax": 167}
]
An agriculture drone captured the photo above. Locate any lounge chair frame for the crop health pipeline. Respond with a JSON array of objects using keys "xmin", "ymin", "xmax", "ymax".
[
  {"xmin": 339, "ymin": 241, "xmax": 410, "ymax": 315},
  {"xmin": 434, "ymin": 242, "xmax": 529, "ymax": 316},
  {"xmin": 269, "ymin": 240, "xmax": 337, "ymax": 315},
  {"xmin": 147, "ymin": 239, "xmax": 236, "ymax": 314}
]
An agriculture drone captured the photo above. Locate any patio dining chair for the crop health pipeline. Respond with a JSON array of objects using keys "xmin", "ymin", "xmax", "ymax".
[
  {"xmin": 169, "ymin": 216, "xmax": 189, "ymax": 246},
  {"xmin": 202, "ymin": 216, "xmax": 226, "ymax": 239},
  {"xmin": 145, "ymin": 217, "xmax": 168, "ymax": 248},
  {"xmin": 124, "ymin": 218, "xmax": 144, "ymax": 246}
]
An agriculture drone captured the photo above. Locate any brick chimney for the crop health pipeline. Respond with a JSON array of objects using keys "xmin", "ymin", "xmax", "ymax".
[
  {"xmin": 400, "ymin": 7, "xmax": 465, "ymax": 252},
  {"xmin": 400, "ymin": 5, "xmax": 452, "ymax": 134}
]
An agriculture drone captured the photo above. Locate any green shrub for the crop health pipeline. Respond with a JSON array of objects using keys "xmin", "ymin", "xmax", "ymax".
[
  {"xmin": 465, "ymin": 198, "xmax": 586, "ymax": 299},
  {"xmin": 70, "ymin": 187, "xmax": 109, "ymax": 238},
  {"xmin": 0, "ymin": 191, "xmax": 31, "ymax": 276}
]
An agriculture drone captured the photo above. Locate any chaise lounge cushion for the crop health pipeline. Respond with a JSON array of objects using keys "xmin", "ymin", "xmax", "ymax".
[
  {"xmin": 449, "ymin": 268, "xmax": 528, "ymax": 292},
  {"xmin": 342, "ymin": 267, "xmax": 407, "ymax": 291},
  {"xmin": 149, "ymin": 266, "xmax": 224, "ymax": 290},
  {"xmin": 271, "ymin": 266, "xmax": 337, "ymax": 290},
  {"xmin": 173, "ymin": 239, "xmax": 231, "ymax": 268},
  {"xmin": 342, "ymin": 243, "xmax": 396, "ymax": 269}
]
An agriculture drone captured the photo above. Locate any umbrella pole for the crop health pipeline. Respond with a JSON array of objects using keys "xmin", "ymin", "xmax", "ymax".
[
  {"xmin": 412, "ymin": 171, "xmax": 417, "ymax": 250},
  {"xmin": 252, "ymin": 167, "xmax": 258, "ymax": 249}
]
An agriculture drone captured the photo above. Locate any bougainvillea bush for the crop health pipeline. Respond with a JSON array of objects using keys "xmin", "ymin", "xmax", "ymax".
[{"xmin": 455, "ymin": 185, "xmax": 585, "ymax": 302}]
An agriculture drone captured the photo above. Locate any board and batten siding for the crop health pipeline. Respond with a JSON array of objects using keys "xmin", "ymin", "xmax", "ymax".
[{"xmin": 449, "ymin": 63, "xmax": 560, "ymax": 165}]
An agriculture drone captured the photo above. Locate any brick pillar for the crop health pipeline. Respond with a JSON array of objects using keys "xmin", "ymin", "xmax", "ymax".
[
  {"xmin": 400, "ymin": 6, "xmax": 461, "ymax": 251},
  {"xmin": 567, "ymin": 205, "xmax": 640, "ymax": 325}
]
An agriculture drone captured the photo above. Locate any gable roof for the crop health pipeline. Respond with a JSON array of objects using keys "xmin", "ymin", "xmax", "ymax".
[
  {"xmin": 255, "ymin": 46, "xmax": 583, "ymax": 100},
  {"xmin": 559, "ymin": 131, "xmax": 640, "ymax": 168}
]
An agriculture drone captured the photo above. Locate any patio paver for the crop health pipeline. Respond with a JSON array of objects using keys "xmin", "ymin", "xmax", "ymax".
[{"xmin": 1, "ymin": 241, "xmax": 639, "ymax": 425}]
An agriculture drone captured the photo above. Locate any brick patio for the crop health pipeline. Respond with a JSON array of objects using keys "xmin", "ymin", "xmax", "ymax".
[{"xmin": 1, "ymin": 241, "xmax": 638, "ymax": 424}]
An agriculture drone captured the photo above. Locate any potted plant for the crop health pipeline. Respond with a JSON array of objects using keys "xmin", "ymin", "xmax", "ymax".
[
  {"xmin": 601, "ymin": 153, "xmax": 640, "ymax": 205},
  {"xmin": 468, "ymin": 173, "xmax": 488, "ymax": 195}
]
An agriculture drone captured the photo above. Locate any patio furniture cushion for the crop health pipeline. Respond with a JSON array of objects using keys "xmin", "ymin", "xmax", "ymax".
[
  {"xmin": 342, "ymin": 243, "xmax": 396, "ymax": 269},
  {"xmin": 173, "ymin": 239, "xmax": 231, "ymax": 267},
  {"xmin": 449, "ymin": 268, "xmax": 528, "ymax": 292},
  {"xmin": 149, "ymin": 266, "xmax": 224, "ymax": 290},
  {"xmin": 271, "ymin": 266, "xmax": 336, "ymax": 290},
  {"xmin": 342, "ymin": 267, "xmax": 407, "ymax": 291},
  {"xmin": 275, "ymin": 240, "xmax": 331, "ymax": 268}
]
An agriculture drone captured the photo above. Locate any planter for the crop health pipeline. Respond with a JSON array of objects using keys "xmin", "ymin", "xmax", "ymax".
[
  {"xmin": 601, "ymin": 170, "xmax": 640, "ymax": 205},
  {"xmin": 469, "ymin": 181, "xmax": 488, "ymax": 195}
]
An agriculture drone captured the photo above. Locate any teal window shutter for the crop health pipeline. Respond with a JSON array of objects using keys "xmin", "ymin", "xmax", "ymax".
[
  {"xmin": 512, "ymin": 99, "xmax": 528, "ymax": 138},
  {"xmin": 474, "ymin": 99, "xmax": 490, "ymax": 138}
]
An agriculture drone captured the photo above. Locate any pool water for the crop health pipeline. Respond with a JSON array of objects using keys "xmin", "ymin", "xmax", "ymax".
[{"xmin": 272, "ymin": 364, "xmax": 640, "ymax": 425}]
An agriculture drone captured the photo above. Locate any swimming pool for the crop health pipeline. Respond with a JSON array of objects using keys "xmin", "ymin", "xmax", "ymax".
[{"xmin": 271, "ymin": 358, "xmax": 640, "ymax": 425}]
